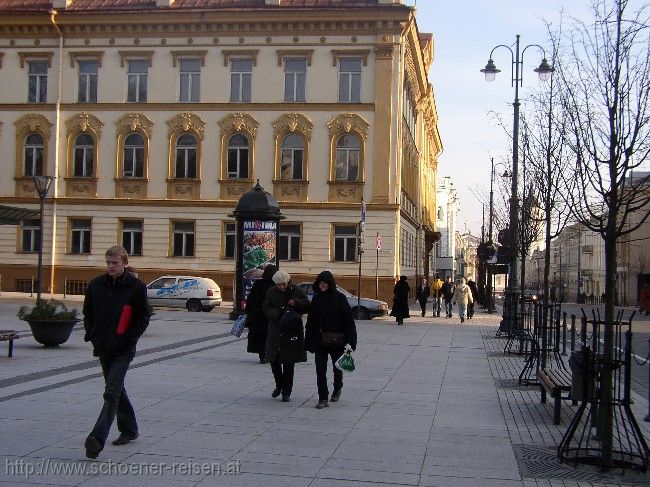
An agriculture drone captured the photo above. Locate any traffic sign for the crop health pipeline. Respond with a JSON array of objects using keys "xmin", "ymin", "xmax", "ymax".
[{"xmin": 376, "ymin": 233, "xmax": 382, "ymax": 250}]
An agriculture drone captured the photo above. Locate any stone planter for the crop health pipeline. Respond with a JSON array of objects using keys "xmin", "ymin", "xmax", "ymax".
[{"xmin": 28, "ymin": 320, "xmax": 78, "ymax": 347}]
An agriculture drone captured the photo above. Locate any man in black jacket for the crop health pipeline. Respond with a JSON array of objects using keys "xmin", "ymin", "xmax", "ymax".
[
  {"xmin": 416, "ymin": 278, "xmax": 430, "ymax": 317},
  {"xmin": 441, "ymin": 276, "xmax": 455, "ymax": 318},
  {"xmin": 83, "ymin": 246, "xmax": 150, "ymax": 459}
]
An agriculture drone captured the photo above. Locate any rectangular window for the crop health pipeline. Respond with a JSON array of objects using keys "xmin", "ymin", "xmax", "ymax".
[
  {"xmin": 284, "ymin": 58, "xmax": 306, "ymax": 102},
  {"xmin": 172, "ymin": 221, "xmax": 195, "ymax": 257},
  {"xmin": 127, "ymin": 60, "xmax": 148, "ymax": 103},
  {"xmin": 78, "ymin": 60, "xmax": 98, "ymax": 103},
  {"xmin": 333, "ymin": 225, "xmax": 357, "ymax": 262},
  {"xmin": 28, "ymin": 61, "xmax": 48, "ymax": 103},
  {"xmin": 230, "ymin": 59, "xmax": 252, "ymax": 102},
  {"xmin": 279, "ymin": 224, "xmax": 301, "ymax": 261},
  {"xmin": 338, "ymin": 58, "xmax": 361, "ymax": 103},
  {"xmin": 21, "ymin": 219, "xmax": 40, "ymax": 253},
  {"xmin": 121, "ymin": 220, "xmax": 143, "ymax": 256},
  {"xmin": 224, "ymin": 222, "xmax": 236, "ymax": 259},
  {"xmin": 70, "ymin": 219, "xmax": 91, "ymax": 255},
  {"xmin": 179, "ymin": 59, "xmax": 201, "ymax": 102}
]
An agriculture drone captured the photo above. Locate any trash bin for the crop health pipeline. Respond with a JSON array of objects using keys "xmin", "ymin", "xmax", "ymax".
[{"xmin": 569, "ymin": 349, "xmax": 592, "ymax": 401}]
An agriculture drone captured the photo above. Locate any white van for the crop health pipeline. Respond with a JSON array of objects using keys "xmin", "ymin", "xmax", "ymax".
[{"xmin": 146, "ymin": 276, "xmax": 222, "ymax": 312}]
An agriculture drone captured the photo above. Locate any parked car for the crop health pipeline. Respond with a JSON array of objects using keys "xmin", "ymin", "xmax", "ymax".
[
  {"xmin": 146, "ymin": 276, "xmax": 222, "ymax": 312},
  {"xmin": 296, "ymin": 282, "xmax": 388, "ymax": 320}
]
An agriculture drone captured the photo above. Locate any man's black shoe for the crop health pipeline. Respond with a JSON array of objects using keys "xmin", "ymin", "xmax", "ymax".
[
  {"xmin": 271, "ymin": 388, "xmax": 281, "ymax": 398},
  {"xmin": 112, "ymin": 433, "xmax": 138, "ymax": 446},
  {"xmin": 282, "ymin": 395, "xmax": 290, "ymax": 402},
  {"xmin": 84, "ymin": 435, "xmax": 102, "ymax": 459}
]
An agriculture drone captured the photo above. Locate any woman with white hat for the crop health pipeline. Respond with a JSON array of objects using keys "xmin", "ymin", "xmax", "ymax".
[{"xmin": 263, "ymin": 270, "xmax": 309, "ymax": 402}]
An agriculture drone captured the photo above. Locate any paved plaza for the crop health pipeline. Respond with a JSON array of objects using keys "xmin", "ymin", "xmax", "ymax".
[{"xmin": 0, "ymin": 295, "xmax": 649, "ymax": 486}]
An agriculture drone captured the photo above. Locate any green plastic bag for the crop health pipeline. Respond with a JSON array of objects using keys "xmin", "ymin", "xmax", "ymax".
[{"xmin": 335, "ymin": 350, "xmax": 355, "ymax": 373}]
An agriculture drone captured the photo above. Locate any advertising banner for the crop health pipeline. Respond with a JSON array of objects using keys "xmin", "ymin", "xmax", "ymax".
[{"xmin": 242, "ymin": 220, "xmax": 277, "ymax": 301}]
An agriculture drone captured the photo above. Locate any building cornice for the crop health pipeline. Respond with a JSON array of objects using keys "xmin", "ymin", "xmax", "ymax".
[{"xmin": 0, "ymin": 102, "xmax": 376, "ymax": 112}]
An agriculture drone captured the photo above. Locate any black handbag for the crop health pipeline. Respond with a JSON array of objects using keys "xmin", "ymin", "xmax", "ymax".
[{"xmin": 320, "ymin": 331, "xmax": 346, "ymax": 347}]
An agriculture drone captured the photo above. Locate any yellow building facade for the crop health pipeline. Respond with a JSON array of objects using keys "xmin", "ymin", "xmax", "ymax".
[{"xmin": 0, "ymin": 0, "xmax": 441, "ymax": 302}]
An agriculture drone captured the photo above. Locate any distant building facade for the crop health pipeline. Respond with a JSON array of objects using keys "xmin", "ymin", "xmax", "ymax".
[{"xmin": 434, "ymin": 176, "xmax": 458, "ymax": 279}]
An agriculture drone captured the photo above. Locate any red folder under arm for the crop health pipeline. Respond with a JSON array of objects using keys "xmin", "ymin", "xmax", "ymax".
[{"xmin": 116, "ymin": 304, "xmax": 133, "ymax": 335}]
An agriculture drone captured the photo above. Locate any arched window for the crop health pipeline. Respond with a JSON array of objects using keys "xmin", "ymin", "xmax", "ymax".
[
  {"xmin": 74, "ymin": 133, "xmax": 94, "ymax": 177},
  {"xmin": 24, "ymin": 133, "xmax": 44, "ymax": 177},
  {"xmin": 334, "ymin": 134, "xmax": 360, "ymax": 181},
  {"xmin": 175, "ymin": 134, "xmax": 197, "ymax": 179},
  {"xmin": 280, "ymin": 134, "xmax": 304, "ymax": 180},
  {"xmin": 123, "ymin": 133, "xmax": 145, "ymax": 178},
  {"xmin": 227, "ymin": 134, "xmax": 249, "ymax": 179}
]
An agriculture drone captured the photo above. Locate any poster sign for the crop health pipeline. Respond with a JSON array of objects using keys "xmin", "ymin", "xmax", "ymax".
[{"xmin": 242, "ymin": 220, "xmax": 277, "ymax": 301}]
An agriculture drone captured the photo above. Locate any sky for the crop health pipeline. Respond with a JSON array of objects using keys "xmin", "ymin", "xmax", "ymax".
[{"xmin": 408, "ymin": 0, "xmax": 596, "ymax": 237}]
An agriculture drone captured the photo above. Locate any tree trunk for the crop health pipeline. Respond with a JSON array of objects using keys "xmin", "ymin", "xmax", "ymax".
[{"xmin": 601, "ymin": 222, "xmax": 617, "ymax": 468}]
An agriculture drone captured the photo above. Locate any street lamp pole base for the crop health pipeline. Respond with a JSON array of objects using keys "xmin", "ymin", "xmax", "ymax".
[{"xmin": 497, "ymin": 288, "xmax": 519, "ymax": 337}]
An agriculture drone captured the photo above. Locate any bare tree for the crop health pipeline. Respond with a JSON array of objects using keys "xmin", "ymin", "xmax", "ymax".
[
  {"xmin": 519, "ymin": 23, "xmax": 575, "ymax": 308},
  {"xmin": 560, "ymin": 0, "xmax": 650, "ymax": 468}
]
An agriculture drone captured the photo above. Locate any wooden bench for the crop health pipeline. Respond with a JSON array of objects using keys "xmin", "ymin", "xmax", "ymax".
[
  {"xmin": 0, "ymin": 330, "xmax": 19, "ymax": 358},
  {"xmin": 537, "ymin": 367, "xmax": 572, "ymax": 425}
]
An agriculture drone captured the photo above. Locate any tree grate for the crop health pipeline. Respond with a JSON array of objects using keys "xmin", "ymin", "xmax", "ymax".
[{"xmin": 514, "ymin": 444, "xmax": 650, "ymax": 485}]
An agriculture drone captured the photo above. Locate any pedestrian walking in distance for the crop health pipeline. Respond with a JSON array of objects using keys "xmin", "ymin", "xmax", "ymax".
[
  {"xmin": 417, "ymin": 278, "xmax": 430, "ymax": 317},
  {"xmin": 441, "ymin": 276, "xmax": 455, "ymax": 318},
  {"xmin": 466, "ymin": 279, "xmax": 478, "ymax": 320},
  {"xmin": 83, "ymin": 246, "xmax": 150, "ymax": 459},
  {"xmin": 431, "ymin": 274, "xmax": 443, "ymax": 317},
  {"xmin": 453, "ymin": 278, "xmax": 474, "ymax": 323},
  {"xmin": 245, "ymin": 264, "xmax": 277, "ymax": 364},
  {"xmin": 305, "ymin": 271, "xmax": 357, "ymax": 409},
  {"xmin": 263, "ymin": 270, "xmax": 309, "ymax": 402},
  {"xmin": 390, "ymin": 275, "xmax": 410, "ymax": 325}
]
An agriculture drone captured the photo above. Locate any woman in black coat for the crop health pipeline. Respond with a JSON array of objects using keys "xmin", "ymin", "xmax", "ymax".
[
  {"xmin": 245, "ymin": 264, "xmax": 277, "ymax": 363},
  {"xmin": 305, "ymin": 271, "xmax": 357, "ymax": 409},
  {"xmin": 390, "ymin": 275, "xmax": 410, "ymax": 325}
]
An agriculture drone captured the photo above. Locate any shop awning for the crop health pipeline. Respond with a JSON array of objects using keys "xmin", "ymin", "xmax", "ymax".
[{"xmin": 0, "ymin": 204, "xmax": 39, "ymax": 225}]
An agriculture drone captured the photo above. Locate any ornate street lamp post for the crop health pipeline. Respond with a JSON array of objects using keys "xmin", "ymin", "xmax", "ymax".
[
  {"xmin": 33, "ymin": 175, "xmax": 53, "ymax": 305},
  {"xmin": 480, "ymin": 35, "xmax": 553, "ymax": 335}
]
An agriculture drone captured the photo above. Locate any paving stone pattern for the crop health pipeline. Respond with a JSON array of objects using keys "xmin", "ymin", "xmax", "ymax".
[{"xmin": 0, "ymin": 304, "xmax": 648, "ymax": 486}]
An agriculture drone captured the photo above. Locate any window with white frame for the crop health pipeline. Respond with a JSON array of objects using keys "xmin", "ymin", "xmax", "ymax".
[
  {"xmin": 73, "ymin": 133, "xmax": 94, "ymax": 177},
  {"xmin": 123, "ymin": 133, "xmax": 145, "ymax": 178},
  {"xmin": 175, "ymin": 134, "xmax": 197, "ymax": 178},
  {"xmin": 230, "ymin": 59, "xmax": 252, "ymax": 102},
  {"xmin": 179, "ymin": 58, "xmax": 201, "ymax": 102},
  {"xmin": 223, "ymin": 222, "xmax": 235, "ymax": 259},
  {"xmin": 334, "ymin": 134, "xmax": 360, "ymax": 181},
  {"xmin": 279, "ymin": 223, "xmax": 301, "ymax": 261},
  {"xmin": 121, "ymin": 220, "xmax": 143, "ymax": 256},
  {"xmin": 172, "ymin": 221, "xmax": 195, "ymax": 257},
  {"xmin": 280, "ymin": 134, "xmax": 304, "ymax": 180},
  {"xmin": 127, "ymin": 60, "xmax": 148, "ymax": 103},
  {"xmin": 227, "ymin": 134, "xmax": 249, "ymax": 179},
  {"xmin": 338, "ymin": 58, "xmax": 361, "ymax": 103},
  {"xmin": 24, "ymin": 133, "xmax": 44, "ymax": 177},
  {"xmin": 333, "ymin": 225, "xmax": 358, "ymax": 262},
  {"xmin": 284, "ymin": 58, "xmax": 306, "ymax": 102},
  {"xmin": 28, "ymin": 61, "xmax": 48, "ymax": 103},
  {"xmin": 21, "ymin": 219, "xmax": 40, "ymax": 253},
  {"xmin": 70, "ymin": 219, "xmax": 91, "ymax": 254},
  {"xmin": 78, "ymin": 60, "xmax": 98, "ymax": 103}
]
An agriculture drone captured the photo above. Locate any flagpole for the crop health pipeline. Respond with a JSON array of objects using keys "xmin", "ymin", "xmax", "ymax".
[{"xmin": 357, "ymin": 201, "xmax": 366, "ymax": 319}]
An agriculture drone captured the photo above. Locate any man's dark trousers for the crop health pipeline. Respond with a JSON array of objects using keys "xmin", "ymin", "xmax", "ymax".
[
  {"xmin": 270, "ymin": 359, "xmax": 295, "ymax": 396},
  {"xmin": 91, "ymin": 354, "xmax": 138, "ymax": 446},
  {"xmin": 315, "ymin": 350, "xmax": 343, "ymax": 401}
]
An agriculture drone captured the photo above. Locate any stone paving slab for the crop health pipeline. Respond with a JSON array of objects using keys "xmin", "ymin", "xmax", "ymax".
[{"xmin": 0, "ymin": 301, "xmax": 648, "ymax": 486}]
